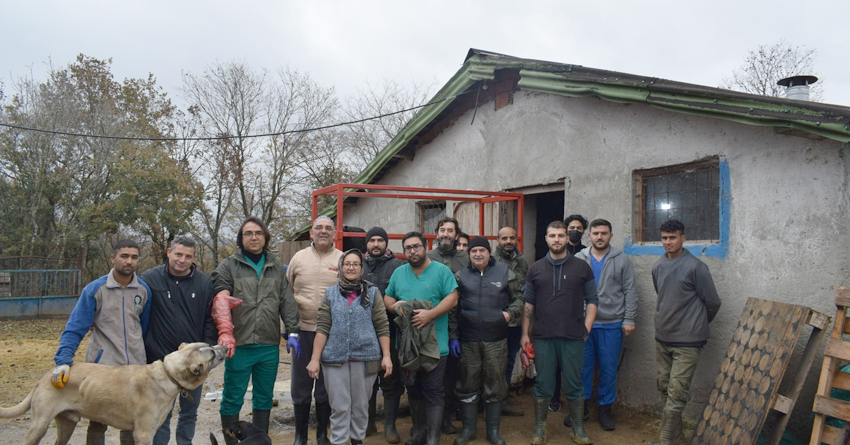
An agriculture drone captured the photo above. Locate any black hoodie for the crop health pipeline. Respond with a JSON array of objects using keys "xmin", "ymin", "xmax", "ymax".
[{"xmin": 524, "ymin": 252, "xmax": 598, "ymax": 340}]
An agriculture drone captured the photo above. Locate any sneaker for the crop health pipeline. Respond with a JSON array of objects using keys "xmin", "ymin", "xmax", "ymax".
[
  {"xmin": 548, "ymin": 400, "xmax": 561, "ymax": 412},
  {"xmin": 599, "ymin": 404, "xmax": 615, "ymax": 431}
]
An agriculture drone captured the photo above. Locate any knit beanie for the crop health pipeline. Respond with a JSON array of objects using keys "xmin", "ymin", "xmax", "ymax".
[
  {"xmin": 468, "ymin": 236, "xmax": 491, "ymax": 253},
  {"xmin": 365, "ymin": 227, "xmax": 389, "ymax": 243}
]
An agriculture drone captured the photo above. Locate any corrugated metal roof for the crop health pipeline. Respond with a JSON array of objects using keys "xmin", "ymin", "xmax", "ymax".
[{"xmin": 294, "ymin": 48, "xmax": 850, "ymax": 238}]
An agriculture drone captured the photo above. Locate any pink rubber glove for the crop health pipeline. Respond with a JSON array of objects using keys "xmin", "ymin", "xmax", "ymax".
[{"xmin": 211, "ymin": 294, "xmax": 243, "ymax": 358}]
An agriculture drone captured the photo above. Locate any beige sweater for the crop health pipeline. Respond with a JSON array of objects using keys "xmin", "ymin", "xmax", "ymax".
[{"xmin": 286, "ymin": 244, "xmax": 343, "ymax": 332}]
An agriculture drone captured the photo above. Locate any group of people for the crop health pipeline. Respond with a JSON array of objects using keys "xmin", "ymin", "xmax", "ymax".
[{"xmin": 50, "ymin": 212, "xmax": 720, "ymax": 445}]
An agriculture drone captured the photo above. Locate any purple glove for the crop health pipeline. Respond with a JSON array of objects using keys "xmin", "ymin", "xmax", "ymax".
[
  {"xmin": 449, "ymin": 339, "xmax": 461, "ymax": 358},
  {"xmin": 286, "ymin": 335, "xmax": 302, "ymax": 358}
]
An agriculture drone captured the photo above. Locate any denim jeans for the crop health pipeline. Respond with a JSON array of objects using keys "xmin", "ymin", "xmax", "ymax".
[{"xmin": 153, "ymin": 384, "xmax": 204, "ymax": 445}]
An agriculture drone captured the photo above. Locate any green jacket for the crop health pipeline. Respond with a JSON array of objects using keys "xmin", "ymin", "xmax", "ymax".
[
  {"xmin": 493, "ymin": 245, "xmax": 528, "ymax": 327},
  {"xmin": 427, "ymin": 246, "xmax": 469, "ymax": 274},
  {"xmin": 211, "ymin": 250, "xmax": 300, "ymax": 346}
]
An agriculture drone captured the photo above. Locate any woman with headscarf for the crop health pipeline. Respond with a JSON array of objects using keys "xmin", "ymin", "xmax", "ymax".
[{"xmin": 307, "ymin": 249, "xmax": 393, "ymax": 445}]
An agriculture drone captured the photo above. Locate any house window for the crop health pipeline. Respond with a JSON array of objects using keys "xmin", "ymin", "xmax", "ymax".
[
  {"xmin": 417, "ymin": 201, "xmax": 446, "ymax": 233},
  {"xmin": 635, "ymin": 157, "xmax": 720, "ymax": 242}
]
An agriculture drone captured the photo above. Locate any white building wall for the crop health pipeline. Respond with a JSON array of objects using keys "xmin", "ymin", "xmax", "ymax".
[{"xmin": 343, "ymin": 90, "xmax": 850, "ymax": 432}]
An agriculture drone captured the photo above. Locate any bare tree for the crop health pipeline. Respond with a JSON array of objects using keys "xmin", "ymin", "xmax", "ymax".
[
  {"xmin": 721, "ymin": 39, "xmax": 823, "ymax": 101},
  {"xmin": 343, "ymin": 79, "xmax": 436, "ymax": 170}
]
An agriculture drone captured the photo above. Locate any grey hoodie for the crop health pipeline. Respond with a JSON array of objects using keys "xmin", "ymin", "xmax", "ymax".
[
  {"xmin": 575, "ymin": 246, "xmax": 638, "ymax": 326},
  {"xmin": 651, "ymin": 249, "xmax": 721, "ymax": 345}
]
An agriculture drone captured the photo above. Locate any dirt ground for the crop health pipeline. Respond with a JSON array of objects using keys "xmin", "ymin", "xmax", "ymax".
[{"xmin": 0, "ymin": 319, "xmax": 666, "ymax": 444}]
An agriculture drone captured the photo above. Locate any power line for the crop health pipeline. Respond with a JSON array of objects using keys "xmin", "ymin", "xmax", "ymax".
[{"xmin": 0, "ymin": 92, "xmax": 468, "ymax": 142}]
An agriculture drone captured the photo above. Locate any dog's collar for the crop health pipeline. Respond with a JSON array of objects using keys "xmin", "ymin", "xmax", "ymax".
[{"xmin": 161, "ymin": 362, "xmax": 195, "ymax": 403}]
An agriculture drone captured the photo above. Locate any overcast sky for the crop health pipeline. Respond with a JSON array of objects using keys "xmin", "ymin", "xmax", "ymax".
[{"xmin": 4, "ymin": 0, "xmax": 849, "ymax": 115}]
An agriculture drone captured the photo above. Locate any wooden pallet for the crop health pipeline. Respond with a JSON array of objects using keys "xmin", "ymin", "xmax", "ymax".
[
  {"xmin": 692, "ymin": 297, "xmax": 829, "ymax": 445},
  {"xmin": 810, "ymin": 287, "xmax": 850, "ymax": 445}
]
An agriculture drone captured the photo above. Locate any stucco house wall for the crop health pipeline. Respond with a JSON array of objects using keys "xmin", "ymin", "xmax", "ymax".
[{"xmin": 342, "ymin": 89, "xmax": 849, "ymax": 429}]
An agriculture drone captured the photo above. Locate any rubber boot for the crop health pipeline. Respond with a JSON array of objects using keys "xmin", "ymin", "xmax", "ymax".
[
  {"xmin": 531, "ymin": 397, "xmax": 548, "ymax": 445},
  {"xmin": 384, "ymin": 393, "xmax": 402, "ymax": 444},
  {"xmin": 119, "ymin": 430, "xmax": 135, "ymax": 445},
  {"xmin": 292, "ymin": 403, "xmax": 310, "ymax": 445},
  {"xmin": 316, "ymin": 401, "xmax": 331, "ymax": 445},
  {"xmin": 650, "ymin": 410, "xmax": 683, "ymax": 445},
  {"xmin": 598, "ymin": 404, "xmax": 615, "ymax": 431},
  {"xmin": 453, "ymin": 402, "xmax": 478, "ymax": 445},
  {"xmin": 405, "ymin": 398, "xmax": 427, "ymax": 445},
  {"xmin": 563, "ymin": 400, "xmax": 590, "ymax": 427},
  {"xmin": 485, "ymin": 402, "xmax": 506, "ymax": 445},
  {"xmin": 426, "ymin": 405, "xmax": 444, "ymax": 445},
  {"xmin": 442, "ymin": 408, "xmax": 458, "ymax": 434},
  {"xmin": 220, "ymin": 414, "xmax": 240, "ymax": 445},
  {"xmin": 501, "ymin": 396, "xmax": 524, "ymax": 417},
  {"xmin": 86, "ymin": 421, "xmax": 108, "ymax": 445},
  {"xmin": 568, "ymin": 398, "xmax": 592, "ymax": 444},
  {"xmin": 252, "ymin": 409, "xmax": 271, "ymax": 434},
  {"xmin": 367, "ymin": 391, "xmax": 378, "ymax": 436}
]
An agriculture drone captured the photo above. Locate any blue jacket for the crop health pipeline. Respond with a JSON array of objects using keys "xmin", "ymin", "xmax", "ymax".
[{"xmin": 54, "ymin": 270, "xmax": 152, "ymax": 366}]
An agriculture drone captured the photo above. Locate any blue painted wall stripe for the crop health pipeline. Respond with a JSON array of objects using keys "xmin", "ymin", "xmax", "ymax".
[{"xmin": 624, "ymin": 158, "xmax": 730, "ymax": 259}]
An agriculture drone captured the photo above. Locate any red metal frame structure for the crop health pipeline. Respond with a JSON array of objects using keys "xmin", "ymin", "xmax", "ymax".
[{"xmin": 312, "ymin": 184, "xmax": 524, "ymax": 251}]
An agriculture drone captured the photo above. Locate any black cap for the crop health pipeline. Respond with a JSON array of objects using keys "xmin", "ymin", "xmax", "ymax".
[
  {"xmin": 468, "ymin": 236, "xmax": 491, "ymax": 253},
  {"xmin": 365, "ymin": 227, "xmax": 389, "ymax": 244}
]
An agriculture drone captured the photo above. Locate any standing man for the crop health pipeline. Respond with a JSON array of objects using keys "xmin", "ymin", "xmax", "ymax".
[
  {"xmin": 212, "ymin": 216, "xmax": 301, "ymax": 444},
  {"xmin": 521, "ymin": 221, "xmax": 598, "ymax": 445},
  {"xmin": 384, "ymin": 232, "xmax": 459, "ymax": 445},
  {"xmin": 652, "ymin": 220, "xmax": 721, "ymax": 445},
  {"xmin": 492, "ymin": 226, "xmax": 528, "ymax": 417},
  {"xmin": 564, "ymin": 214, "xmax": 588, "ymax": 256},
  {"xmin": 52, "ymin": 239, "xmax": 152, "ymax": 444},
  {"xmin": 574, "ymin": 219, "xmax": 638, "ymax": 431},
  {"xmin": 362, "ymin": 227, "xmax": 405, "ymax": 442},
  {"xmin": 287, "ymin": 216, "xmax": 344, "ymax": 445},
  {"xmin": 453, "ymin": 237, "xmax": 523, "ymax": 445},
  {"xmin": 426, "ymin": 217, "xmax": 468, "ymax": 434},
  {"xmin": 456, "ymin": 232, "xmax": 470, "ymax": 253},
  {"xmin": 142, "ymin": 236, "xmax": 218, "ymax": 445}
]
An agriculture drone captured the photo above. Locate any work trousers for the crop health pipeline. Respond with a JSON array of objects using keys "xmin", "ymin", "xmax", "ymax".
[
  {"xmin": 581, "ymin": 323, "xmax": 623, "ymax": 405},
  {"xmin": 379, "ymin": 324, "xmax": 405, "ymax": 397},
  {"xmin": 532, "ymin": 338, "xmax": 585, "ymax": 400},
  {"xmin": 656, "ymin": 342, "xmax": 702, "ymax": 414},
  {"xmin": 443, "ymin": 354, "xmax": 460, "ymax": 415},
  {"xmin": 457, "ymin": 340, "xmax": 508, "ymax": 404},
  {"xmin": 505, "ymin": 326, "xmax": 523, "ymax": 385},
  {"xmin": 153, "ymin": 384, "xmax": 204, "ymax": 445},
  {"xmin": 405, "ymin": 356, "xmax": 448, "ymax": 408},
  {"xmin": 324, "ymin": 362, "xmax": 379, "ymax": 444},
  {"xmin": 221, "ymin": 344, "xmax": 279, "ymax": 415},
  {"xmin": 292, "ymin": 331, "xmax": 329, "ymax": 405}
]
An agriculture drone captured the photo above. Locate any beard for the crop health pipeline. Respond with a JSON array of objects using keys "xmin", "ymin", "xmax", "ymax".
[
  {"xmin": 548, "ymin": 243, "xmax": 566, "ymax": 255},
  {"xmin": 437, "ymin": 236, "xmax": 454, "ymax": 250},
  {"xmin": 408, "ymin": 253, "xmax": 427, "ymax": 268}
]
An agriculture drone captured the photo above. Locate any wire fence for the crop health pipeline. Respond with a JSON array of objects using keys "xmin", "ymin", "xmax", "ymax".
[{"xmin": 0, "ymin": 269, "xmax": 82, "ymax": 299}]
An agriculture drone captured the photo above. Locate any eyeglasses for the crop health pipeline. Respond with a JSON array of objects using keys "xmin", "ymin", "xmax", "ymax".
[
  {"xmin": 343, "ymin": 262, "xmax": 362, "ymax": 269},
  {"xmin": 403, "ymin": 244, "xmax": 424, "ymax": 253},
  {"xmin": 242, "ymin": 231, "xmax": 264, "ymax": 239}
]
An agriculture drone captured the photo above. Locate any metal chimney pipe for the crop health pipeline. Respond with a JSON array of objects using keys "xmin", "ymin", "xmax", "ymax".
[{"xmin": 777, "ymin": 75, "xmax": 818, "ymax": 101}]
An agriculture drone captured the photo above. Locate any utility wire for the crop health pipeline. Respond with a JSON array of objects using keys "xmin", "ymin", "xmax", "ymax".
[{"xmin": 0, "ymin": 91, "xmax": 470, "ymax": 142}]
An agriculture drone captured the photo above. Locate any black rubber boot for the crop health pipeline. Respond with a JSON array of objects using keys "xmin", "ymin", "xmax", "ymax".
[
  {"xmin": 650, "ymin": 410, "xmax": 683, "ymax": 445},
  {"xmin": 453, "ymin": 402, "xmax": 478, "ymax": 445},
  {"xmin": 118, "ymin": 430, "xmax": 135, "ymax": 445},
  {"xmin": 599, "ymin": 403, "xmax": 615, "ymax": 431},
  {"xmin": 501, "ymin": 396, "xmax": 524, "ymax": 417},
  {"xmin": 405, "ymin": 398, "xmax": 427, "ymax": 445},
  {"xmin": 426, "ymin": 405, "xmax": 444, "ymax": 445},
  {"xmin": 568, "ymin": 398, "xmax": 592, "ymax": 445},
  {"xmin": 485, "ymin": 402, "xmax": 506, "ymax": 445},
  {"xmin": 563, "ymin": 399, "xmax": 590, "ymax": 427},
  {"xmin": 531, "ymin": 397, "xmax": 548, "ymax": 445},
  {"xmin": 442, "ymin": 408, "xmax": 458, "ymax": 434},
  {"xmin": 293, "ymin": 403, "xmax": 310, "ymax": 445},
  {"xmin": 316, "ymin": 401, "xmax": 331, "ymax": 445},
  {"xmin": 384, "ymin": 393, "xmax": 402, "ymax": 444},
  {"xmin": 367, "ymin": 390, "xmax": 378, "ymax": 436},
  {"xmin": 252, "ymin": 409, "xmax": 271, "ymax": 434},
  {"xmin": 86, "ymin": 421, "xmax": 108, "ymax": 445},
  {"xmin": 220, "ymin": 414, "xmax": 240, "ymax": 445}
]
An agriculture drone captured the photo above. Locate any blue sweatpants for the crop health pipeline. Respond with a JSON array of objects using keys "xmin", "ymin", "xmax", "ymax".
[{"xmin": 581, "ymin": 322, "xmax": 623, "ymax": 405}]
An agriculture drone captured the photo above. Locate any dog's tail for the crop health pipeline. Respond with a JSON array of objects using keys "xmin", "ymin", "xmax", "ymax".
[
  {"xmin": 210, "ymin": 432, "xmax": 219, "ymax": 445},
  {"xmin": 0, "ymin": 389, "xmax": 33, "ymax": 418}
]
